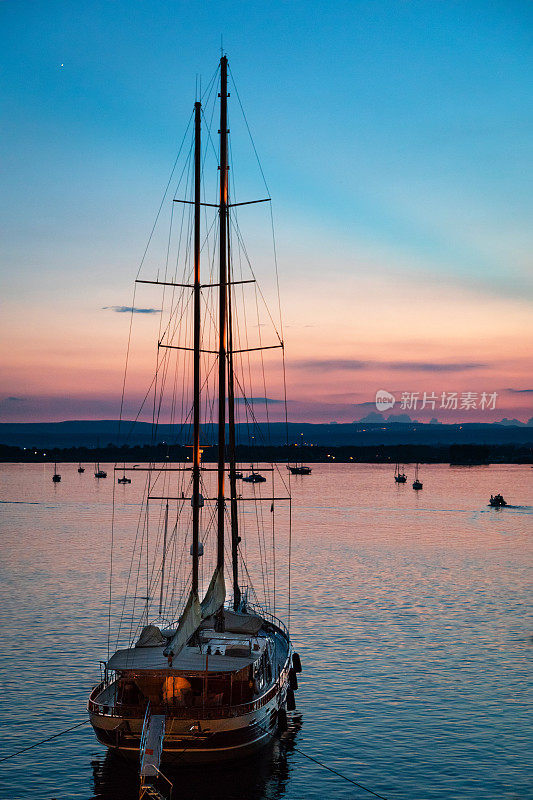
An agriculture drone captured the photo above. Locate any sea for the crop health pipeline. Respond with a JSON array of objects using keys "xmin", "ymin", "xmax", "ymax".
[{"xmin": 0, "ymin": 462, "xmax": 531, "ymax": 800}]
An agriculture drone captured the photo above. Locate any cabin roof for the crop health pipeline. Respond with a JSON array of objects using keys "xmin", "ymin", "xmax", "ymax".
[{"xmin": 107, "ymin": 644, "xmax": 256, "ymax": 673}]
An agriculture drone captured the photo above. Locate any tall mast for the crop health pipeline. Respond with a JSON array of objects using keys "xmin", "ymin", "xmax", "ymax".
[
  {"xmin": 192, "ymin": 100, "xmax": 202, "ymax": 595},
  {"xmin": 227, "ymin": 213, "xmax": 241, "ymax": 610},
  {"xmin": 217, "ymin": 56, "xmax": 228, "ymax": 572}
]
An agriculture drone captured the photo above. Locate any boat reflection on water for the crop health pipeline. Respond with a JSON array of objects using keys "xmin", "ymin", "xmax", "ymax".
[{"xmin": 91, "ymin": 716, "xmax": 302, "ymax": 800}]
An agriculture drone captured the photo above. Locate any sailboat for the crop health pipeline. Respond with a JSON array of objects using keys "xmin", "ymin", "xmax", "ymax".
[
  {"xmin": 394, "ymin": 463, "xmax": 406, "ymax": 483},
  {"xmin": 94, "ymin": 437, "xmax": 107, "ymax": 478},
  {"xmin": 117, "ymin": 464, "xmax": 131, "ymax": 484},
  {"xmin": 52, "ymin": 462, "xmax": 61, "ymax": 482},
  {"xmin": 242, "ymin": 464, "xmax": 267, "ymax": 483},
  {"xmin": 287, "ymin": 463, "xmax": 312, "ymax": 476},
  {"xmin": 88, "ymin": 56, "xmax": 299, "ymax": 766},
  {"xmin": 412, "ymin": 463, "xmax": 423, "ymax": 490},
  {"xmin": 78, "ymin": 463, "xmax": 85, "ymax": 473}
]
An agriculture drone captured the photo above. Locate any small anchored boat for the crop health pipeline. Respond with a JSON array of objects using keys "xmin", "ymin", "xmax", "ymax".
[
  {"xmin": 94, "ymin": 463, "xmax": 107, "ymax": 479},
  {"xmin": 242, "ymin": 469, "xmax": 267, "ymax": 483},
  {"xmin": 288, "ymin": 464, "xmax": 312, "ymax": 475},
  {"xmin": 118, "ymin": 465, "xmax": 131, "ymax": 484},
  {"xmin": 394, "ymin": 463, "xmax": 407, "ymax": 483},
  {"xmin": 77, "ymin": 463, "xmax": 85, "ymax": 473},
  {"xmin": 52, "ymin": 463, "xmax": 61, "ymax": 483},
  {"xmin": 412, "ymin": 463, "xmax": 423, "ymax": 490},
  {"xmin": 489, "ymin": 493, "xmax": 507, "ymax": 507}
]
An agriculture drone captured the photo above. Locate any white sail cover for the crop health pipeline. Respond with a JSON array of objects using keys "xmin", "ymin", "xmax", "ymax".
[
  {"xmin": 200, "ymin": 566, "xmax": 226, "ymax": 617},
  {"xmin": 165, "ymin": 567, "xmax": 226, "ymax": 658},
  {"xmin": 164, "ymin": 591, "xmax": 202, "ymax": 658},
  {"xmin": 135, "ymin": 624, "xmax": 167, "ymax": 648}
]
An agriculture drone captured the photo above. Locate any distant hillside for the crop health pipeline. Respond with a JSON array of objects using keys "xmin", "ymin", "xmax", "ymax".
[{"xmin": 1, "ymin": 419, "xmax": 533, "ymax": 449}]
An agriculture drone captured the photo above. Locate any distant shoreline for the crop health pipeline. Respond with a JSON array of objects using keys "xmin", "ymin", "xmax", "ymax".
[{"xmin": 1, "ymin": 443, "xmax": 532, "ymax": 465}]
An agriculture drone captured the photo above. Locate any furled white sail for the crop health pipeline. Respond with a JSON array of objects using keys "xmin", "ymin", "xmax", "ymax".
[
  {"xmin": 200, "ymin": 566, "xmax": 226, "ymax": 617},
  {"xmin": 165, "ymin": 567, "xmax": 226, "ymax": 658},
  {"xmin": 164, "ymin": 591, "xmax": 202, "ymax": 658}
]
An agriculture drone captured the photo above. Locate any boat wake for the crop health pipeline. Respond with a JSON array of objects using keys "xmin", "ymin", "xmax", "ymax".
[{"xmin": 0, "ymin": 500, "xmax": 41, "ymax": 505}]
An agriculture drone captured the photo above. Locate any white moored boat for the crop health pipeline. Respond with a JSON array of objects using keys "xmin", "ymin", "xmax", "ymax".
[{"xmin": 88, "ymin": 54, "xmax": 300, "ymax": 770}]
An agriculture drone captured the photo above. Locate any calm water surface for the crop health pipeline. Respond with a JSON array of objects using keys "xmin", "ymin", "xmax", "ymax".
[{"xmin": 0, "ymin": 463, "xmax": 531, "ymax": 800}]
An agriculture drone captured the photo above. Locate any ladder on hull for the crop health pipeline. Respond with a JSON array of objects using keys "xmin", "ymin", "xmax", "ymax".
[{"xmin": 139, "ymin": 705, "xmax": 172, "ymax": 800}]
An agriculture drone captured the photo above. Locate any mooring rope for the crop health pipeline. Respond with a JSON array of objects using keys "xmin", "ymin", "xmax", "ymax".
[
  {"xmin": 0, "ymin": 713, "xmax": 397, "ymax": 800},
  {"xmin": 0, "ymin": 719, "xmax": 89, "ymax": 764}
]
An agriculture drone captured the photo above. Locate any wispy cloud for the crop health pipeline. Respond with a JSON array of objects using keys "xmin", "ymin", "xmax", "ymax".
[
  {"xmin": 103, "ymin": 306, "xmax": 161, "ymax": 314},
  {"xmin": 294, "ymin": 359, "xmax": 370, "ymax": 371},
  {"xmin": 506, "ymin": 388, "xmax": 533, "ymax": 394},
  {"xmin": 235, "ymin": 396, "xmax": 283, "ymax": 404},
  {"xmin": 0, "ymin": 396, "xmax": 26, "ymax": 404},
  {"xmin": 293, "ymin": 359, "xmax": 487, "ymax": 373},
  {"xmin": 388, "ymin": 361, "xmax": 487, "ymax": 372}
]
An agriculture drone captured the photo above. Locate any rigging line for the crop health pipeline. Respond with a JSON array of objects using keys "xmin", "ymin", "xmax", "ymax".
[
  {"xmin": 288, "ymin": 495, "xmax": 292, "ymax": 634},
  {"xmin": 115, "ymin": 469, "xmax": 151, "ymax": 649},
  {"xmin": 234, "ymin": 216, "xmax": 255, "ymax": 453},
  {"xmin": 0, "ymin": 720, "xmax": 90, "ymax": 763},
  {"xmin": 166, "ymin": 503, "xmax": 186, "ymax": 606},
  {"xmin": 123, "ymin": 283, "xmax": 196, "ymax": 446},
  {"xmin": 156, "ymin": 141, "xmax": 194, "ymax": 348},
  {"xmin": 250, "ymin": 481, "xmax": 269, "ymax": 611},
  {"xmin": 153, "ymin": 144, "xmax": 196, "ymax": 446},
  {"xmin": 228, "ymin": 64, "xmax": 271, "ymax": 196},
  {"xmin": 200, "ymin": 61, "xmax": 220, "ymax": 105},
  {"xmin": 231, "ymin": 370, "xmax": 273, "ymax": 447},
  {"xmin": 288, "ymin": 740, "xmax": 393, "ymax": 800},
  {"xmin": 230, "ymin": 69, "xmax": 286, "ymax": 344},
  {"xmin": 226, "ymin": 139, "xmax": 253, "ymax": 455},
  {"xmin": 160, "ymin": 516, "xmax": 178, "ymax": 622},
  {"xmin": 254, "ymin": 282, "xmax": 272, "ymax": 443},
  {"xmin": 127, "ymin": 503, "xmax": 149, "ymax": 646},
  {"xmin": 107, "ymin": 475, "xmax": 116, "ymax": 660},
  {"xmin": 146, "ymin": 477, "xmax": 150, "ymax": 626},
  {"xmin": 148, "ymin": 471, "xmax": 190, "ymax": 615},
  {"xmin": 243, "ymin": 716, "xmax": 395, "ymax": 800},
  {"xmin": 119, "ymin": 342, "xmax": 175, "ymax": 446},
  {"xmin": 269, "ymin": 201, "xmax": 285, "ymax": 345},
  {"xmin": 117, "ymin": 110, "xmax": 194, "ymax": 445},
  {"xmin": 200, "ymin": 104, "xmax": 221, "ymax": 167},
  {"xmin": 146, "ymin": 484, "xmax": 169, "ymax": 607},
  {"xmin": 158, "ymin": 192, "xmax": 176, "ymax": 323},
  {"xmin": 276, "ymin": 344, "xmax": 292, "ymax": 499},
  {"xmin": 169, "ymin": 355, "xmax": 219, "ymax": 447},
  {"xmin": 117, "ymin": 282, "xmax": 138, "ymax": 446},
  {"xmin": 271, "ymin": 471, "xmax": 276, "ymax": 616},
  {"xmin": 236, "ymin": 542, "xmax": 257, "ymax": 602},
  {"xmin": 163, "ymin": 502, "xmax": 189, "ymax": 620},
  {"xmin": 229, "ymin": 213, "xmax": 283, "ymax": 344}
]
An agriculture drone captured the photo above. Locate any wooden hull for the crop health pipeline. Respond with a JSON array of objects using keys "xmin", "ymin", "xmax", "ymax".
[{"xmin": 89, "ymin": 691, "xmax": 282, "ymax": 764}]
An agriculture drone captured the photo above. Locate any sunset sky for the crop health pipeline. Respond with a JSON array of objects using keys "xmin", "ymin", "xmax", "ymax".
[{"xmin": 1, "ymin": 0, "xmax": 532, "ymax": 424}]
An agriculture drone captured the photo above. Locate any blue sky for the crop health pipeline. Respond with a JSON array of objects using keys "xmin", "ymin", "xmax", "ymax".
[{"xmin": 1, "ymin": 0, "xmax": 532, "ymax": 422}]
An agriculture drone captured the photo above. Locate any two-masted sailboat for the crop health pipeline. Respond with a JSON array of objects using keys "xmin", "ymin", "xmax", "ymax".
[{"xmin": 88, "ymin": 56, "xmax": 300, "ymax": 765}]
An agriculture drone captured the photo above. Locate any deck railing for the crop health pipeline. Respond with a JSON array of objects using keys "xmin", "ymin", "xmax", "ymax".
[
  {"xmin": 245, "ymin": 603, "xmax": 289, "ymax": 637},
  {"xmin": 88, "ymin": 662, "xmax": 290, "ymax": 720}
]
